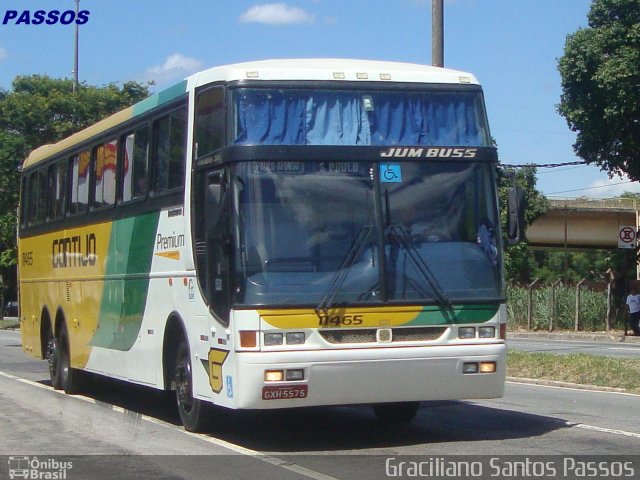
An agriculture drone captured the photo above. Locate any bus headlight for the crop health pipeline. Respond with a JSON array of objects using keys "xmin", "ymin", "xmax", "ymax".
[
  {"xmin": 286, "ymin": 332, "xmax": 306, "ymax": 345},
  {"xmin": 478, "ymin": 326, "xmax": 496, "ymax": 338},
  {"xmin": 264, "ymin": 333, "xmax": 284, "ymax": 346},
  {"xmin": 458, "ymin": 327, "xmax": 476, "ymax": 339}
]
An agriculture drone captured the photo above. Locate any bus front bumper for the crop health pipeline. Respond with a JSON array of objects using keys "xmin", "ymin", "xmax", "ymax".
[{"xmin": 233, "ymin": 343, "xmax": 506, "ymax": 409}]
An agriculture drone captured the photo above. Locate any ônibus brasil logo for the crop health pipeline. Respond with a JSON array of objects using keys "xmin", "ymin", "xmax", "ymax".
[
  {"xmin": 2, "ymin": 9, "xmax": 90, "ymax": 25},
  {"xmin": 8, "ymin": 456, "xmax": 73, "ymax": 480}
]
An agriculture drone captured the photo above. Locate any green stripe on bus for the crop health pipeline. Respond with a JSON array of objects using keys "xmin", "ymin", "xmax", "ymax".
[
  {"xmin": 133, "ymin": 80, "xmax": 188, "ymax": 117},
  {"xmin": 407, "ymin": 304, "xmax": 499, "ymax": 325},
  {"xmin": 91, "ymin": 212, "xmax": 160, "ymax": 350}
]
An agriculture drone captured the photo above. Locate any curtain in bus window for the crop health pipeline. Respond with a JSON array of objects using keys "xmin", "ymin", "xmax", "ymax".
[
  {"xmin": 369, "ymin": 94, "xmax": 483, "ymax": 146},
  {"xmin": 234, "ymin": 90, "xmax": 306, "ymax": 145},
  {"xmin": 305, "ymin": 93, "xmax": 371, "ymax": 145},
  {"xmin": 234, "ymin": 90, "xmax": 486, "ymax": 146}
]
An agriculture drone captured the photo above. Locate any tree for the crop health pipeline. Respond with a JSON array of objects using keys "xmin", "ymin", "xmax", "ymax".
[
  {"xmin": 499, "ymin": 167, "xmax": 550, "ymax": 283},
  {"xmin": 558, "ymin": 0, "xmax": 640, "ymax": 179},
  {"xmin": 0, "ymin": 76, "xmax": 149, "ymax": 298}
]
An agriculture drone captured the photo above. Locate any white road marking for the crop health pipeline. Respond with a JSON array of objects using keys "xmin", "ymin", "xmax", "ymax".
[{"xmin": 0, "ymin": 369, "xmax": 339, "ymax": 480}]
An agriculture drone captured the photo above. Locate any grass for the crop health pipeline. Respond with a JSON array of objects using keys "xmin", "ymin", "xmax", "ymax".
[
  {"xmin": 508, "ymin": 350, "xmax": 640, "ymax": 394},
  {"xmin": 0, "ymin": 318, "xmax": 19, "ymax": 329}
]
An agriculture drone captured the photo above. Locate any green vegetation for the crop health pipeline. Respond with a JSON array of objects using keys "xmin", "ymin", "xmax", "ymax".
[
  {"xmin": 558, "ymin": 0, "xmax": 640, "ymax": 180},
  {"xmin": 0, "ymin": 318, "xmax": 19, "ymax": 329},
  {"xmin": 508, "ymin": 350, "xmax": 640, "ymax": 393},
  {"xmin": 0, "ymin": 75, "xmax": 150, "ymax": 300},
  {"xmin": 507, "ymin": 284, "xmax": 612, "ymax": 331}
]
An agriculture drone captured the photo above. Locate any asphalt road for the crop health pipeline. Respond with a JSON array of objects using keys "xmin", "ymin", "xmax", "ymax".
[
  {"xmin": 508, "ymin": 337, "xmax": 640, "ymax": 359},
  {"xmin": 1, "ymin": 330, "xmax": 639, "ymax": 480}
]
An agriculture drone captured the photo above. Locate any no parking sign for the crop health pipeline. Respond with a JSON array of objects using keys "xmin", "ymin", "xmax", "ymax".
[{"xmin": 618, "ymin": 226, "xmax": 637, "ymax": 249}]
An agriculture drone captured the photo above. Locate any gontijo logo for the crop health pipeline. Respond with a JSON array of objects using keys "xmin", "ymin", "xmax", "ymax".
[{"xmin": 2, "ymin": 9, "xmax": 90, "ymax": 25}]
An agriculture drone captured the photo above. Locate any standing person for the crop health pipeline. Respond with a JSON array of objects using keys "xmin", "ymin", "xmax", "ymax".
[{"xmin": 625, "ymin": 281, "xmax": 640, "ymax": 336}]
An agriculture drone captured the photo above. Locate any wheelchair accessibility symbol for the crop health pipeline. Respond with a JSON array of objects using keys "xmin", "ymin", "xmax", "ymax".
[{"xmin": 380, "ymin": 164, "xmax": 402, "ymax": 183}]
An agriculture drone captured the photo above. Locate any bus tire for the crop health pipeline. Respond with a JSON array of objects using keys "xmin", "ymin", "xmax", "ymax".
[
  {"xmin": 46, "ymin": 328, "xmax": 63, "ymax": 390},
  {"xmin": 372, "ymin": 401, "xmax": 420, "ymax": 424},
  {"xmin": 175, "ymin": 340, "xmax": 212, "ymax": 432},
  {"xmin": 58, "ymin": 322, "xmax": 83, "ymax": 394}
]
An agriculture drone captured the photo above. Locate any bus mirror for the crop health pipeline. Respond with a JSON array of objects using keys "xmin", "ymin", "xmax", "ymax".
[
  {"xmin": 506, "ymin": 187, "xmax": 526, "ymax": 245},
  {"xmin": 205, "ymin": 172, "xmax": 224, "ymax": 232}
]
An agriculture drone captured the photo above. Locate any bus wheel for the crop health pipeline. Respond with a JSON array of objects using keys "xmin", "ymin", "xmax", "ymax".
[
  {"xmin": 58, "ymin": 323, "xmax": 83, "ymax": 394},
  {"xmin": 46, "ymin": 329, "xmax": 63, "ymax": 390},
  {"xmin": 372, "ymin": 402, "xmax": 420, "ymax": 424},
  {"xmin": 175, "ymin": 340, "xmax": 212, "ymax": 432}
]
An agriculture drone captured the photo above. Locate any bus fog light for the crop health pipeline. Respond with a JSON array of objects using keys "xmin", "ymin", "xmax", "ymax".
[
  {"xmin": 265, "ymin": 370, "xmax": 284, "ymax": 382},
  {"xmin": 286, "ymin": 332, "xmax": 305, "ymax": 345},
  {"xmin": 264, "ymin": 333, "xmax": 283, "ymax": 346},
  {"xmin": 463, "ymin": 362, "xmax": 478, "ymax": 374},
  {"xmin": 479, "ymin": 362, "xmax": 496, "ymax": 373},
  {"xmin": 479, "ymin": 326, "xmax": 496, "ymax": 338},
  {"xmin": 285, "ymin": 369, "xmax": 304, "ymax": 381},
  {"xmin": 458, "ymin": 327, "xmax": 476, "ymax": 339}
]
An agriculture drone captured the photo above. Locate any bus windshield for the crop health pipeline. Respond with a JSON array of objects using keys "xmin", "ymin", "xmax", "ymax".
[
  {"xmin": 234, "ymin": 160, "xmax": 501, "ymax": 307},
  {"xmin": 232, "ymin": 87, "xmax": 491, "ymax": 147}
]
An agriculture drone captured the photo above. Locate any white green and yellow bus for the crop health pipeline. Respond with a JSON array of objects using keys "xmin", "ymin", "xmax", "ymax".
[{"xmin": 19, "ymin": 59, "xmax": 516, "ymax": 432}]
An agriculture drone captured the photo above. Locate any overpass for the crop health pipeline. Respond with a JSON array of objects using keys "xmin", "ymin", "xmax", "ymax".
[{"xmin": 526, "ymin": 197, "xmax": 639, "ymax": 250}]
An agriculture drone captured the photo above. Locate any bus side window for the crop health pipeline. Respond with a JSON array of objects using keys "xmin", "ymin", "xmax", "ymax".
[
  {"xmin": 122, "ymin": 126, "xmax": 150, "ymax": 202},
  {"xmin": 27, "ymin": 172, "xmax": 39, "ymax": 225},
  {"xmin": 153, "ymin": 107, "xmax": 187, "ymax": 192},
  {"xmin": 47, "ymin": 161, "xmax": 67, "ymax": 220},
  {"xmin": 69, "ymin": 150, "xmax": 90, "ymax": 214},
  {"xmin": 93, "ymin": 139, "xmax": 118, "ymax": 208},
  {"xmin": 194, "ymin": 86, "xmax": 225, "ymax": 158}
]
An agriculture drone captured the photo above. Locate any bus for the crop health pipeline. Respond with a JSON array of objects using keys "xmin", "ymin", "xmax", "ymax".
[{"xmin": 18, "ymin": 59, "xmax": 518, "ymax": 432}]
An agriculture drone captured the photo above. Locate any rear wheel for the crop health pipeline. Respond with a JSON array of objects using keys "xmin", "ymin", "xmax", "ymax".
[
  {"xmin": 46, "ymin": 328, "xmax": 63, "ymax": 390},
  {"xmin": 372, "ymin": 402, "xmax": 420, "ymax": 424},
  {"xmin": 175, "ymin": 340, "xmax": 212, "ymax": 432},
  {"xmin": 58, "ymin": 323, "xmax": 83, "ymax": 394}
]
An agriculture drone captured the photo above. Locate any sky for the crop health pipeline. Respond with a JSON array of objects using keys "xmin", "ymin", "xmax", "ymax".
[{"xmin": 0, "ymin": 0, "xmax": 637, "ymax": 199}]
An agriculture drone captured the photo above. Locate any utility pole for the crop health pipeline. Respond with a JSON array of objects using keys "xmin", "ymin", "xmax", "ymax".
[
  {"xmin": 432, "ymin": 0, "xmax": 444, "ymax": 67},
  {"xmin": 72, "ymin": 0, "xmax": 79, "ymax": 93}
]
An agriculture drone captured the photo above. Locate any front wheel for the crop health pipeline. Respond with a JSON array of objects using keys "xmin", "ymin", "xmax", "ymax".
[
  {"xmin": 175, "ymin": 340, "xmax": 212, "ymax": 432},
  {"xmin": 372, "ymin": 401, "xmax": 420, "ymax": 424}
]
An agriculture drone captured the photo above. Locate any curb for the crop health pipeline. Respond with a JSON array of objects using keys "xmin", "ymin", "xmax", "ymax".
[
  {"xmin": 506, "ymin": 376, "xmax": 628, "ymax": 393},
  {"xmin": 509, "ymin": 331, "xmax": 640, "ymax": 344}
]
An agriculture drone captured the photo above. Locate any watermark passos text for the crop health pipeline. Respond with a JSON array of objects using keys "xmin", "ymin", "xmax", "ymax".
[
  {"xmin": 385, "ymin": 456, "xmax": 636, "ymax": 479},
  {"xmin": 8, "ymin": 456, "xmax": 73, "ymax": 480},
  {"xmin": 2, "ymin": 10, "xmax": 90, "ymax": 25}
]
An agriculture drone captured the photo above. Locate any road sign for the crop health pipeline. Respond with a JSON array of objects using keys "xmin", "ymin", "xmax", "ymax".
[{"xmin": 618, "ymin": 226, "xmax": 637, "ymax": 249}]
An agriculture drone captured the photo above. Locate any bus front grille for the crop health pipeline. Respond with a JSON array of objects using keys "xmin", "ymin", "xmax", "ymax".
[{"xmin": 319, "ymin": 327, "xmax": 447, "ymax": 344}]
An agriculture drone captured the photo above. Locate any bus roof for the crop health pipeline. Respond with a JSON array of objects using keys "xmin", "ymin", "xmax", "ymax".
[
  {"xmin": 189, "ymin": 58, "xmax": 480, "ymax": 87},
  {"xmin": 23, "ymin": 59, "xmax": 480, "ymax": 170}
]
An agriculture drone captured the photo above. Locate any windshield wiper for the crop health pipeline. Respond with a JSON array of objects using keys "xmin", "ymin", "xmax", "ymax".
[
  {"xmin": 315, "ymin": 225, "xmax": 374, "ymax": 317},
  {"xmin": 387, "ymin": 225, "xmax": 454, "ymax": 319}
]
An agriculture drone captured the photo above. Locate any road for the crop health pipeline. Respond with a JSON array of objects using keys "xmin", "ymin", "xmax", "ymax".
[
  {"xmin": 1, "ymin": 330, "xmax": 639, "ymax": 480},
  {"xmin": 508, "ymin": 336, "xmax": 640, "ymax": 359}
]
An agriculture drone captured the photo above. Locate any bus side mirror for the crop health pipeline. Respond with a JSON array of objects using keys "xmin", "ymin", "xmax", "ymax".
[
  {"xmin": 506, "ymin": 187, "xmax": 526, "ymax": 245},
  {"xmin": 205, "ymin": 172, "xmax": 224, "ymax": 233}
]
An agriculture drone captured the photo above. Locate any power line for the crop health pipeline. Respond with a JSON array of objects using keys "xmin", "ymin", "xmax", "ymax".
[
  {"xmin": 500, "ymin": 160, "xmax": 587, "ymax": 169},
  {"xmin": 547, "ymin": 180, "xmax": 636, "ymax": 195}
]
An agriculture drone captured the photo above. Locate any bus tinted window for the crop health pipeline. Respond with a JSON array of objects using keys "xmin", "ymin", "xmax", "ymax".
[
  {"xmin": 122, "ymin": 126, "xmax": 150, "ymax": 201},
  {"xmin": 47, "ymin": 161, "xmax": 67, "ymax": 220},
  {"xmin": 27, "ymin": 172, "xmax": 39, "ymax": 225},
  {"xmin": 69, "ymin": 150, "xmax": 90, "ymax": 214},
  {"xmin": 154, "ymin": 107, "xmax": 187, "ymax": 192},
  {"xmin": 195, "ymin": 87, "xmax": 225, "ymax": 158},
  {"xmin": 94, "ymin": 139, "xmax": 118, "ymax": 208}
]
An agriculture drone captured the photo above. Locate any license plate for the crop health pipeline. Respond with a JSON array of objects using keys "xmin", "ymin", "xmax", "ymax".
[{"xmin": 262, "ymin": 384, "xmax": 308, "ymax": 400}]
